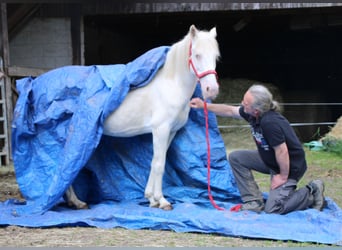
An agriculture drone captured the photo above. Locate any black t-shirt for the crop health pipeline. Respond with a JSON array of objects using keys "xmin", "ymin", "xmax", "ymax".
[{"xmin": 239, "ymin": 106, "xmax": 307, "ymax": 180}]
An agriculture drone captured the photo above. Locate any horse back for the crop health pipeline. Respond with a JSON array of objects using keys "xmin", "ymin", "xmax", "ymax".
[{"xmin": 103, "ymin": 72, "xmax": 190, "ymax": 138}]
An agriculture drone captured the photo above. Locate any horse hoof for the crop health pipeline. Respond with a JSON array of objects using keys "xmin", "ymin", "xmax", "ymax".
[
  {"xmin": 68, "ymin": 201, "xmax": 89, "ymax": 210},
  {"xmin": 161, "ymin": 204, "xmax": 173, "ymax": 211},
  {"xmin": 78, "ymin": 203, "xmax": 89, "ymax": 210},
  {"xmin": 149, "ymin": 200, "xmax": 160, "ymax": 208}
]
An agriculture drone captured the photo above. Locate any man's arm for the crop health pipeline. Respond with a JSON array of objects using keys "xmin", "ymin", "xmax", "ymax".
[
  {"xmin": 271, "ymin": 142, "xmax": 290, "ymax": 189},
  {"xmin": 189, "ymin": 97, "xmax": 241, "ymax": 118}
]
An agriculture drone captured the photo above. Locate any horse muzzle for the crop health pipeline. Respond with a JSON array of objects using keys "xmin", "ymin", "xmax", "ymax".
[
  {"xmin": 197, "ymin": 70, "xmax": 219, "ymax": 100},
  {"xmin": 202, "ymin": 83, "xmax": 219, "ymax": 100}
]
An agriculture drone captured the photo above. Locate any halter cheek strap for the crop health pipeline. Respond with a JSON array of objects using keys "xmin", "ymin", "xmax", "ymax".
[{"xmin": 188, "ymin": 40, "xmax": 218, "ymax": 81}]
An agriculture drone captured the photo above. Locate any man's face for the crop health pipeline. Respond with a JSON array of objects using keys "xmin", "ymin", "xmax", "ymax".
[{"xmin": 241, "ymin": 91, "xmax": 257, "ymax": 116}]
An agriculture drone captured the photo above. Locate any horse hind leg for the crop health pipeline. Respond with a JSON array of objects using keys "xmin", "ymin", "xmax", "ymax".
[{"xmin": 65, "ymin": 186, "xmax": 88, "ymax": 209}]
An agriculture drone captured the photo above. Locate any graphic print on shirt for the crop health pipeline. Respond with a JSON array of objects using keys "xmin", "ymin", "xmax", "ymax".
[{"xmin": 251, "ymin": 127, "xmax": 270, "ymax": 151}]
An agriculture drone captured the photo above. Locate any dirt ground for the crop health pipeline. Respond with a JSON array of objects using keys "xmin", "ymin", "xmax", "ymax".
[
  {"xmin": 0, "ymin": 225, "xmax": 318, "ymax": 247},
  {"xmin": 0, "ymin": 169, "xmax": 23, "ymax": 202}
]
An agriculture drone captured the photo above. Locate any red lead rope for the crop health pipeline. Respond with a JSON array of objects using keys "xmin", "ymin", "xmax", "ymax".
[{"xmin": 203, "ymin": 101, "xmax": 225, "ymax": 211}]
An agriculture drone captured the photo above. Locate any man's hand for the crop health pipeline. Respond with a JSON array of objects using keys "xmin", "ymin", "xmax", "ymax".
[
  {"xmin": 189, "ymin": 97, "xmax": 204, "ymax": 109},
  {"xmin": 271, "ymin": 174, "xmax": 288, "ymax": 190},
  {"xmin": 272, "ymin": 142, "xmax": 290, "ymax": 189}
]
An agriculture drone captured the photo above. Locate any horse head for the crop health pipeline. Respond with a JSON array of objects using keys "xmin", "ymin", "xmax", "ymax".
[{"xmin": 188, "ymin": 25, "xmax": 220, "ymax": 100}]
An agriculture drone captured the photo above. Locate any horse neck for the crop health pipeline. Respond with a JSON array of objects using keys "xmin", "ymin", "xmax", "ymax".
[{"xmin": 163, "ymin": 35, "xmax": 197, "ymax": 98}]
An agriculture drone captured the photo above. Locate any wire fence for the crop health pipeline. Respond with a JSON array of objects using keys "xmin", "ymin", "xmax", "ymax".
[{"xmin": 217, "ymin": 103, "xmax": 342, "ymax": 129}]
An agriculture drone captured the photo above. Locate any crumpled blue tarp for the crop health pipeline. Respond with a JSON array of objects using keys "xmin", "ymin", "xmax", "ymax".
[
  {"xmin": 1, "ymin": 197, "xmax": 341, "ymax": 245},
  {"xmin": 3, "ymin": 45, "xmax": 342, "ymax": 245}
]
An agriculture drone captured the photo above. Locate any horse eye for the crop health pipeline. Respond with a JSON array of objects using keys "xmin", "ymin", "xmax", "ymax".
[{"xmin": 195, "ymin": 54, "xmax": 201, "ymax": 60}]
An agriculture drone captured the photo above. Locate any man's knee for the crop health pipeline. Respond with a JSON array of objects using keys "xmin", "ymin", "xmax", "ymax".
[{"xmin": 228, "ymin": 151, "xmax": 241, "ymax": 166}]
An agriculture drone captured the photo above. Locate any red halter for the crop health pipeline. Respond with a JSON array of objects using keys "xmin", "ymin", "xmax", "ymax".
[
  {"xmin": 188, "ymin": 40, "xmax": 218, "ymax": 81},
  {"xmin": 189, "ymin": 39, "xmax": 223, "ymax": 211}
]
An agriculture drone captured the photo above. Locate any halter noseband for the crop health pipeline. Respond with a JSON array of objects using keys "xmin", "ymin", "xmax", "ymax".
[{"xmin": 188, "ymin": 40, "xmax": 218, "ymax": 81}]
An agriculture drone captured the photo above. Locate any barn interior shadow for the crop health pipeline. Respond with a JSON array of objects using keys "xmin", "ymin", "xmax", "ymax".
[{"xmin": 83, "ymin": 8, "xmax": 342, "ymax": 142}]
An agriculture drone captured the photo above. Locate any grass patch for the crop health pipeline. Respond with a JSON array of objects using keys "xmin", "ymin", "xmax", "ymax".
[{"xmin": 322, "ymin": 137, "xmax": 342, "ymax": 157}]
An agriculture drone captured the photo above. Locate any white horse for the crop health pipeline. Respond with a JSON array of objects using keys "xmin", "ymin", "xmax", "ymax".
[{"xmin": 66, "ymin": 24, "xmax": 220, "ymax": 210}]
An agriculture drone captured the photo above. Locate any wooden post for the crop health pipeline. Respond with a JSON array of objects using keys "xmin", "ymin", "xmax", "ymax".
[
  {"xmin": 0, "ymin": 3, "xmax": 12, "ymax": 165},
  {"xmin": 0, "ymin": 3, "xmax": 9, "ymax": 71}
]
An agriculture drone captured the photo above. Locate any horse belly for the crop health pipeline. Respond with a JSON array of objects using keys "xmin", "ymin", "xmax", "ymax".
[
  {"xmin": 103, "ymin": 91, "xmax": 153, "ymax": 137},
  {"xmin": 103, "ymin": 116, "xmax": 152, "ymax": 137}
]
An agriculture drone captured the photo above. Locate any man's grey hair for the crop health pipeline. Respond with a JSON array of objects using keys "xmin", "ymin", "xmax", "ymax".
[{"xmin": 248, "ymin": 84, "xmax": 280, "ymax": 115}]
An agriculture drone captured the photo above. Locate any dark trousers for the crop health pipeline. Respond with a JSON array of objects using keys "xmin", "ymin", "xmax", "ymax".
[{"xmin": 229, "ymin": 150, "xmax": 314, "ymax": 214}]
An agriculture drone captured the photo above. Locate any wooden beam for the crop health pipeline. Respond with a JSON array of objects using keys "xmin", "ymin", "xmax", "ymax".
[
  {"xmin": 70, "ymin": 4, "xmax": 81, "ymax": 65},
  {"xmin": 8, "ymin": 66, "xmax": 49, "ymax": 77},
  {"xmin": 8, "ymin": 4, "xmax": 41, "ymax": 40}
]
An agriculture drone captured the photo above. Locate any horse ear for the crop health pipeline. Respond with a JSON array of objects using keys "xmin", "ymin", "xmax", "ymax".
[
  {"xmin": 209, "ymin": 27, "xmax": 217, "ymax": 38},
  {"xmin": 189, "ymin": 25, "xmax": 198, "ymax": 38}
]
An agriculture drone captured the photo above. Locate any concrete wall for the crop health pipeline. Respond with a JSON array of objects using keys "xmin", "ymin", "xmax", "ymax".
[{"xmin": 9, "ymin": 18, "xmax": 73, "ymax": 70}]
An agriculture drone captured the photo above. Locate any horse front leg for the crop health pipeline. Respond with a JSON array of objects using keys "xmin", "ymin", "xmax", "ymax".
[{"xmin": 145, "ymin": 128, "xmax": 176, "ymax": 210}]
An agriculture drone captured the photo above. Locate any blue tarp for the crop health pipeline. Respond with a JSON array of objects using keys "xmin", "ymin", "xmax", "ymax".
[{"xmin": 2, "ymin": 45, "xmax": 342, "ymax": 245}]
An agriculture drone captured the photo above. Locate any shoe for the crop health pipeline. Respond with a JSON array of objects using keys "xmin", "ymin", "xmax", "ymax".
[
  {"xmin": 240, "ymin": 200, "xmax": 265, "ymax": 213},
  {"xmin": 307, "ymin": 179, "xmax": 325, "ymax": 211}
]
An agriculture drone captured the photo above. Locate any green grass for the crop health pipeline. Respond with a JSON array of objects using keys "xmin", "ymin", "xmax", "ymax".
[{"xmin": 322, "ymin": 137, "xmax": 342, "ymax": 157}]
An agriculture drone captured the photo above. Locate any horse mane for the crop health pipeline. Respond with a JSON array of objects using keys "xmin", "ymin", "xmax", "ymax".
[{"xmin": 162, "ymin": 33, "xmax": 191, "ymax": 79}]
